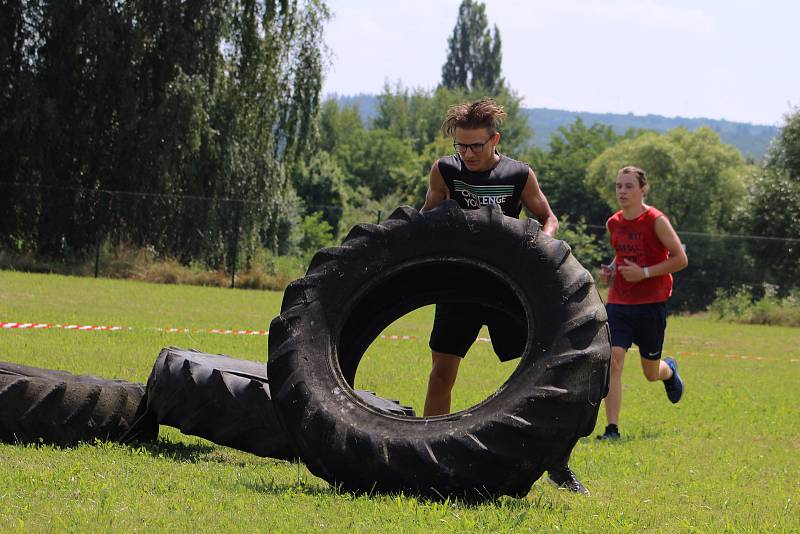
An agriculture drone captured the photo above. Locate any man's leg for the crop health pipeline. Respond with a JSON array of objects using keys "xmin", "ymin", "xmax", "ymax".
[
  {"xmin": 596, "ymin": 346, "xmax": 625, "ymax": 440},
  {"xmin": 486, "ymin": 316, "xmax": 591, "ymax": 495},
  {"xmin": 547, "ymin": 446, "xmax": 590, "ymax": 496},
  {"xmin": 423, "ymin": 351, "xmax": 462, "ymax": 416}
]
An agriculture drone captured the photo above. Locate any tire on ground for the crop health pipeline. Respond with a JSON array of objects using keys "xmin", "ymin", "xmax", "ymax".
[
  {"xmin": 0, "ymin": 362, "xmax": 158, "ymax": 446},
  {"xmin": 144, "ymin": 348, "xmax": 415, "ymax": 461},
  {"xmin": 268, "ymin": 201, "xmax": 611, "ymax": 500}
]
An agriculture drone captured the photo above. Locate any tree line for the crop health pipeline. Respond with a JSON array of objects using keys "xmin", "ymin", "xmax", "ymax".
[
  {"xmin": 291, "ymin": 0, "xmax": 800, "ymax": 310},
  {"xmin": 1, "ymin": 0, "xmax": 798, "ymax": 310},
  {"xmin": 1, "ymin": 0, "xmax": 327, "ymax": 270}
]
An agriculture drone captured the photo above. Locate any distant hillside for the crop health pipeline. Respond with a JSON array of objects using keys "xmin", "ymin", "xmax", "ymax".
[
  {"xmin": 524, "ymin": 108, "xmax": 777, "ymax": 161},
  {"xmin": 329, "ymin": 93, "xmax": 380, "ymax": 122},
  {"xmin": 327, "ymin": 94, "xmax": 778, "ymax": 161}
]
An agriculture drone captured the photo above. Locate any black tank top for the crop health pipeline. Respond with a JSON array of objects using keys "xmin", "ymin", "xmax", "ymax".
[{"xmin": 437, "ymin": 153, "xmax": 529, "ymax": 218}]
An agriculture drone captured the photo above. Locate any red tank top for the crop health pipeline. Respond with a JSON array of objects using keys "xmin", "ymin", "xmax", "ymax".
[{"xmin": 607, "ymin": 206, "xmax": 673, "ymax": 305}]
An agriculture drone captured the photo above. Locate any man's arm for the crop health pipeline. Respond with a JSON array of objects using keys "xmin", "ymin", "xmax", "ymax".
[
  {"xmin": 520, "ymin": 168, "xmax": 558, "ymax": 237},
  {"xmin": 421, "ymin": 161, "xmax": 449, "ymax": 212}
]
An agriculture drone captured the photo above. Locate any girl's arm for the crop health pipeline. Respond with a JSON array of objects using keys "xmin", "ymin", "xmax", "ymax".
[
  {"xmin": 599, "ymin": 221, "xmax": 615, "ymax": 285},
  {"xmin": 617, "ymin": 215, "xmax": 688, "ymax": 282},
  {"xmin": 650, "ymin": 215, "xmax": 688, "ymax": 277}
]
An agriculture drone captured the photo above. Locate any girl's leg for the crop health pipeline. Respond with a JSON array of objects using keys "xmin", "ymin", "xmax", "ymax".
[
  {"xmin": 604, "ymin": 346, "xmax": 627, "ymax": 426},
  {"xmin": 640, "ymin": 357, "xmax": 673, "ymax": 382}
]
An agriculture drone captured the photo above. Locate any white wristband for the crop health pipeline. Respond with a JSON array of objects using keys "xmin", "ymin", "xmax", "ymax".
[{"xmin": 643, "ymin": 266, "xmax": 650, "ymax": 279}]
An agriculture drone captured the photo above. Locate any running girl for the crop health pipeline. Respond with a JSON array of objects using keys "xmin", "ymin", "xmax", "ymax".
[{"xmin": 597, "ymin": 165, "xmax": 688, "ymax": 440}]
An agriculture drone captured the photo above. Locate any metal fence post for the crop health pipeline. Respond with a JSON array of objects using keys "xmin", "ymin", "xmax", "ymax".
[
  {"xmin": 230, "ymin": 201, "xmax": 242, "ymax": 289},
  {"xmin": 94, "ymin": 191, "xmax": 107, "ymax": 278}
]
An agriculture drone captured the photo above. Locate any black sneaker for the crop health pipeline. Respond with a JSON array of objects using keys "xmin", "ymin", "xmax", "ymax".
[
  {"xmin": 596, "ymin": 424, "xmax": 621, "ymax": 440},
  {"xmin": 663, "ymin": 357, "xmax": 684, "ymax": 403},
  {"xmin": 547, "ymin": 466, "xmax": 590, "ymax": 495}
]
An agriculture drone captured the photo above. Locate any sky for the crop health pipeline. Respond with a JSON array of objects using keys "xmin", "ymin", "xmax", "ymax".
[{"xmin": 322, "ymin": 0, "xmax": 800, "ymax": 126}]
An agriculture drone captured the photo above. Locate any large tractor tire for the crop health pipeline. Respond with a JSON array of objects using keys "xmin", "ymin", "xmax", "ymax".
[
  {"xmin": 0, "ymin": 362, "xmax": 157, "ymax": 446},
  {"xmin": 144, "ymin": 348, "xmax": 414, "ymax": 460},
  {"xmin": 268, "ymin": 201, "xmax": 611, "ymax": 500}
]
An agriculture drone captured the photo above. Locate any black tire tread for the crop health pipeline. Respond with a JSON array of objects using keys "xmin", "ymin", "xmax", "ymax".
[
  {"xmin": 0, "ymin": 363, "xmax": 157, "ymax": 446},
  {"xmin": 144, "ymin": 348, "xmax": 296, "ymax": 460},
  {"xmin": 268, "ymin": 201, "xmax": 611, "ymax": 500},
  {"xmin": 145, "ymin": 348, "xmax": 415, "ymax": 460}
]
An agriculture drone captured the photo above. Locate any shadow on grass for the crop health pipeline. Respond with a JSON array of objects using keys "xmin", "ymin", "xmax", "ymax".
[
  {"xmin": 587, "ymin": 427, "xmax": 665, "ymax": 445},
  {"xmin": 241, "ymin": 473, "xmax": 575, "ymax": 512},
  {"xmin": 5, "ymin": 436, "xmax": 217, "ymax": 465},
  {"xmin": 240, "ymin": 474, "xmax": 336, "ymax": 498},
  {"xmin": 127, "ymin": 438, "xmax": 217, "ymax": 462},
  {"xmin": 625, "ymin": 427, "xmax": 665, "ymax": 441}
]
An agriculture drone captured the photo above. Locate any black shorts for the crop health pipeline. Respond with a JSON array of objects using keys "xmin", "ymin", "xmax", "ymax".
[
  {"xmin": 606, "ymin": 302, "xmax": 667, "ymax": 360},
  {"xmin": 429, "ymin": 303, "xmax": 526, "ymax": 362}
]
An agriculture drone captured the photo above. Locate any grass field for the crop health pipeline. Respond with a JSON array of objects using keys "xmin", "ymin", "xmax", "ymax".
[{"xmin": 1, "ymin": 270, "xmax": 798, "ymax": 532}]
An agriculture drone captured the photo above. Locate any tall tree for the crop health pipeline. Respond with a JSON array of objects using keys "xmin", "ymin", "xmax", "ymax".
[
  {"xmin": 585, "ymin": 127, "xmax": 751, "ymax": 233},
  {"xmin": 0, "ymin": 0, "xmax": 44, "ymax": 252},
  {"xmin": 532, "ymin": 118, "xmax": 628, "ymax": 225},
  {"xmin": 766, "ymin": 106, "xmax": 800, "ymax": 180},
  {"xmin": 440, "ymin": 0, "xmax": 503, "ymax": 93},
  {"xmin": 0, "ymin": 0, "xmax": 329, "ymax": 270},
  {"xmin": 739, "ymin": 107, "xmax": 800, "ymax": 294}
]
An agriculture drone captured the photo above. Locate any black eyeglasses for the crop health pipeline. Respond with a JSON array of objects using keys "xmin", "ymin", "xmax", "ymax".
[{"xmin": 453, "ymin": 135, "xmax": 494, "ymax": 155}]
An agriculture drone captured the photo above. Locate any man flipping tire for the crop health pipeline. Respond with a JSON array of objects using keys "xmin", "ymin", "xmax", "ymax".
[{"xmin": 421, "ymin": 98, "xmax": 589, "ymax": 495}]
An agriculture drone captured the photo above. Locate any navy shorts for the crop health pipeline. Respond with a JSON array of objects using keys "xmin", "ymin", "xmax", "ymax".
[
  {"xmin": 606, "ymin": 302, "xmax": 667, "ymax": 360},
  {"xmin": 429, "ymin": 303, "xmax": 526, "ymax": 362}
]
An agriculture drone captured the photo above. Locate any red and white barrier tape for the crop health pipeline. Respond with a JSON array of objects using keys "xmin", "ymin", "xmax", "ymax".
[
  {"xmin": 2, "ymin": 321, "xmax": 797, "ymax": 362},
  {"xmin": 0, "ymin": 321, "xmax": 265, "ymax": 336},
  {"xmin": 0, "ymin": 321, "xmax": 407, "ymax": 341},
  {"xmin": 2, "ymin": 322, "xmax": 54, "ymax": 330},
  {"xmin": 1, "ymin": 322, "xmax": 125, "ymax": 331}
]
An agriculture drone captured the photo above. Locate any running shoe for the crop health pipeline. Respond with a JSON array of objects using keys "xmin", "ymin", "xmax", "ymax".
[
  {"xmin": 596, "ymin": 424, "xmax": 621, "ymax": 440},
  {"xmin": 547, "ymin": 466, "xmax": 590, "ymax": 495},
  {"xmin": 663, "ymin": 357, "xmax": 684, "ymax": 403}
]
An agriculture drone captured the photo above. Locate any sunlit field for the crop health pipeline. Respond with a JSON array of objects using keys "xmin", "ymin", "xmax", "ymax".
[{"xmin": 1, "ymin": 270, "xmax": 798, "ymax": 532}]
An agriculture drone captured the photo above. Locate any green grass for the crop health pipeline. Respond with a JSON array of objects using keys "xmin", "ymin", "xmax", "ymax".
[{"xmin": 1, "ymin": 270, "xmax": 798, "ymax": 532}]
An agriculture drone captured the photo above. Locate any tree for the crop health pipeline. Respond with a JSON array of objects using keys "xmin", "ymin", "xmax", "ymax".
[
  {"xmin": 0, "ymin": 0, "xmax": 44, "ymax": 252},
  {"xmin": 440, "ymin": 0, "xmax": 503, "ymax": 93},
  {"xmin": 212, "ymin": 0, "xmax": 329, "ymax": 265},
  {"xmin": 319, "ymin": 99, "xmax": 365, "ymax": 154},
  {"xmin": 292, "ymin": 151, "xmax": 348, "ymax": 234},
  {"xmin": 317, "ymin": 98, "xmax": 424, "ymax": 211},
  {"xmin": 585, "ymin": 127, "xmax": 752, "ymax": 233},
  {"xmin": 297, "ymin": 211, "xmax": 334, "ymax": 257},
  {"xmin": 738, "ymin": 107, "xmax": 800, "ymax": 294},
  {"xmin": 738, "ymin": 169, "xmax": 800, "ymax": 289},
  {"xmin": 766, "ymin": 106, "xmax": 800, "ymax": 180},
  {"xmin": 339, "ymin": 128, "xmax": 422, "ymax": 200},
  {"xmin": 0, "ymin": 0, "xmax": 329, "ymax": 271},
  {"xmin": 373, "ymin": 83, "xmax": 531, "ymax": 159},
  {"xmin": 531, "ymin": 118, "xmax": 628, "ymax": 225},
  {"xmin": 556, "ymin": 215, "xmax": 607, "ymax": 269}
]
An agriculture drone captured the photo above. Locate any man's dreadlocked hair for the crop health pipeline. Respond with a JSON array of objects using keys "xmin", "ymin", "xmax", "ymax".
[{"xmin": 441, "ymin": 98, "xmax": 507, "ymax": 137}]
